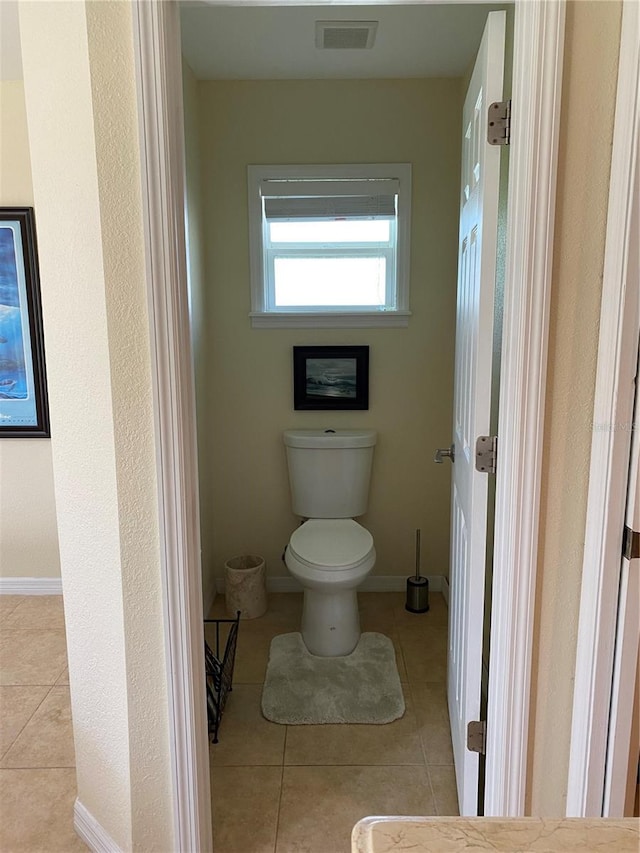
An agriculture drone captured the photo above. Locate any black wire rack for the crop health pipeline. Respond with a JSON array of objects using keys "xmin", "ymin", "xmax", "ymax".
[{"xmin": 203, "ymin": 612, "xmax": 240, "ymax": 744}]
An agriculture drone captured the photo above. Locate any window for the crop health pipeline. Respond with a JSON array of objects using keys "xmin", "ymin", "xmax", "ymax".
[{"xmin": 248, "ymin": 164, "xmax": 412, "ymax": 328}]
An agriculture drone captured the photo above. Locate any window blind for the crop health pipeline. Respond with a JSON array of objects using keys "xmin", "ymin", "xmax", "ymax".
[{"xmin": 261, "ymin": 178, "xmax": 399, "ymax": 221}]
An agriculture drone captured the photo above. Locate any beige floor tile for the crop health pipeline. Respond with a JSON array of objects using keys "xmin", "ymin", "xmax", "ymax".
[
  {"xmin": 0, "ymin": 767, "xmax": 84, "ymax": 852},
  {"xmin": 429, "ymin": 764, "xmax": 460, "ymax": 815},
  {"xmin": 56, "ymin": 667, "xmax": 69, "ymax": 686},
  {"xmin": 2, "ymin": 686, "xmax": 75, "ymax": 768},
  {"xmin": 211, "ymin": 765, "xmax": 281, "ymax": 853},
  {"xmin": 386, "ymin": 631, "xmax": 409, "ymax": 683},
  {"xmin": 400, "ymin": 631, "xmax": 447, "ymax": 684},
  {"xmin": 210, "ymin": 684, "xmax": 285, "ymax": 766},
  {"xmin": 261, "ymin": 593, "xmax": 303, "ymax": 630},
  {"xmin": 3, "ymin": 595, "xmax": 66, "ymax": 630},
  {"xmin": 209, "ymin": 593, "xmax": 302, "ymax": 632},
  {"xmin": 395, "ymin": 612, "xmax": 448, "ymax": 644},
  {"xmin": 0, "ymin": 596, "xmax": 25, "ymax": 620},
  {"xmin": 284, "ymin": 687, "xmax": 422, "ymax": 766},
  {"xmin": 276, "ymin": 765, "xmax": 435, "ymax": 853},
  {"xmin": 229, "ymin": 628, "xmax": 274, "ymax": 684},
  {"xmin": 0, "ymin": 630, "xmax": 68, "ymax": 685},
  {"xmin": 412, "ymin": 682, "xmax": 454, "ymax": 765},
  {"xmin": 0, "ymin": 686, "xmax": 50, "ymax": 758},
  {"xmin": 358, "ymin": 592, "xmax": 400, "ymax": 632},
  {"xmin": 206, "ymin": 595, "xmax": 303, "ymax": 685}
]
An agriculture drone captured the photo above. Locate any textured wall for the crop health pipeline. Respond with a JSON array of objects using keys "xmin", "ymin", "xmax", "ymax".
[
  {"xmin": 528, "ymin": 0, "xmax": 623, "ymax": 816},
  {"xmin": 20, "ymin": 1, "xmax": 173, "ymax": 848},
  {"xmin": 0, "ymin": 79, "xmax": 60, "ymax": 579},
  {"xmin": 196, "ymin": 78, "xmax": 461, "ymax": 592}
]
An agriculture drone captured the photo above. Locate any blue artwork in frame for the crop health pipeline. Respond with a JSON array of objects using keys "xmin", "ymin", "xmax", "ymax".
[{"xmin": 0, "ymin": 208, "xmax": 49, "ymax": 437}]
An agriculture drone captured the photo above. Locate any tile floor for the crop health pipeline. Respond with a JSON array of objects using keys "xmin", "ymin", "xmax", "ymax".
[
  {"xmin": 206, "ymin": 591, "xmax": 458, "ymax": 853},
  {"xmin": 0, "ymin": 591, "xmax": 457, "ymax": 853},
  {"xmin": 0, "ymin": 594, "xmax": 84, "ymax": 852}
]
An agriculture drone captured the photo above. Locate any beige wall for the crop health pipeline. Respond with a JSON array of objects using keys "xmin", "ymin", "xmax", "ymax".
[
  {"xmin": 0, "ymin": 79, "xmax": 60, "ymax": 579},
  {"xmin": 20, "ymin": 1, "xmax": 173, "ymax": 848},
  {"xmin": 528, "ymin": 0, "xmax": 623, "ymax": 816},
  {"xmin": 196, "ymin": 78, "xmax": 461, "ymax": 590}
]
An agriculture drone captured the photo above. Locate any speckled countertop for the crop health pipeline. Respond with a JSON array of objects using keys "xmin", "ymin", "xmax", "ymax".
[{"xmin": 351, "ymin": 816, "xmax": 639, "ymax": 852}]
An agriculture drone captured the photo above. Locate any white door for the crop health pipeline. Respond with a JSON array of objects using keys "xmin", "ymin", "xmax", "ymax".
[
  {"xmin": 603, "ymin": 147, "xmax": 640, "ymax": 817},
  {"xmin": 448, "ymin": 10, "xmax": 506, "ymax": 816},
  {"xmin": 604, "ymin": 352, "xmax": 640, "ymax": 815}
]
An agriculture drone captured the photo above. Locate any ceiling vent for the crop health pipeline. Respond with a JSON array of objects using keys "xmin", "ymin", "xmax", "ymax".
[{"xmin": 315, "ymin": 21, "xmax": 378, "ymax": 50}]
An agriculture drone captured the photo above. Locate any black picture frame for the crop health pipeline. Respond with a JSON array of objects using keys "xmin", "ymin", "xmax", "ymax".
[
  {"xmin": 0, "ymin": 208, "xmax": 50, "ymax": 437},
  {"xmin": 293, "ymin": 346, "xmax": 369, "ymax": 411}
]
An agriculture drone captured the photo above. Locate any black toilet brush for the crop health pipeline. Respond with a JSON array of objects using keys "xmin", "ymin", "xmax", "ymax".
[{"xmin": 405, "ymin": 528, "xmax": 429, "ymax": 613}]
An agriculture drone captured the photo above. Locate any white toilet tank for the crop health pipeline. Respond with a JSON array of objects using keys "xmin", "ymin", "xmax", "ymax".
[{"xmin": 283, "ymin": 429, "xmax": 377, "ymax": 518}]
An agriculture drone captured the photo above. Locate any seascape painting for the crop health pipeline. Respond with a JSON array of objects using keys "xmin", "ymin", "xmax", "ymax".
[
  {"xmin": 0, "ymin": 226, "xmax": 29, "ymax": 403},
  {"xmin": 293, "ymin": 345, "xmax": 369, "ymax": 411},
  {"xmin": 0, "ymin": 209, "xmax": 49, "ymax": 436},
  {"xmin": 306, "ymin": 357, "xmax": 357, "ymax": 399}
]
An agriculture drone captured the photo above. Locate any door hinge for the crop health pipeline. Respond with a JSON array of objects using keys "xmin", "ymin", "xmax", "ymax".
[
  {"xmin": 467, "ymin": 720, "xmax": 486, "ymax": 754},
  {"xmin": 476, "ymin": 435, "xmax": 498, "ymax": 474},
  {"xmin": 622, "ymin": 525, "xmax": 640, "ymax": 560},
  {"xmin": 488, "ymin": 100, "xmax": 511, "ymax": 146}
]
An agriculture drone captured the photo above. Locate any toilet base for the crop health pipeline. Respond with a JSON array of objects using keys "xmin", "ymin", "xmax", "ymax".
[{"xmin": 301, "ymin": 588, "xmax": 360, "ymax": 657}]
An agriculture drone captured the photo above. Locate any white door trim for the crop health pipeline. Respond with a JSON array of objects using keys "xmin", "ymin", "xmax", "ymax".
[
  {"xmin": 566, "ymin": 0, "xmax": 640, "ymax": 818},
  {"xmin": 132, "ymin": 0, "xmax": 565, "ymax": 845},
  {"xmin": 132, "ymin": 3, "xmax": 212, "ymax": 851},
  {"xmin": 484, "ymin": 0, "xmax": 566, "ymax": 816}
]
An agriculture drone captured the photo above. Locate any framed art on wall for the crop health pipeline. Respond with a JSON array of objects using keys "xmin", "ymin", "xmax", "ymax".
[
  {"xmin": 293, "ymin": 345, "xmax": 369, "ymax": 411},
  {"xmin": 0, "ymin": 208, "xmax": 50, "ymax": 437}
]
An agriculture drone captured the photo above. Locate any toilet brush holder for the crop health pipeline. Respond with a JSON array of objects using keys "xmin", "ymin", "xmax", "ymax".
[{"xmin": 405, "ymin": 529, "xmax": 429, "ymax": 613}]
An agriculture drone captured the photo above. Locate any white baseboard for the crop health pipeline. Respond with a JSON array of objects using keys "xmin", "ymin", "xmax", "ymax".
[
  {"xmin": 215, "ymin": 574, "xmax": 445, "ymax": 594},
  {"xmin": 74, "ymin": 799, "xmax": 124, "ymax": 853},
  {"xmin": 0, "ymin": 577, "xmax": 63, "ymax": 595}
]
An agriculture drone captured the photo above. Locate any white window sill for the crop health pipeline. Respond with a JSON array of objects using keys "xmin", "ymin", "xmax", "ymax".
[{"xmin": 250, "ymin": 311, "xmax": 411, "ymax": 329}]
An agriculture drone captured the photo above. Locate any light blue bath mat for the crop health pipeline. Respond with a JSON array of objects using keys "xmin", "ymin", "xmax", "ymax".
[{"xmin": 261, "ymin": 632, "xmax": 405, "ymax": 725}]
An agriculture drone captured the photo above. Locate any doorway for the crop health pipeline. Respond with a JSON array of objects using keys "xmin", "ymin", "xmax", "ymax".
[
  {"xmin": 182, "ymin": 7, "xmax": 496, "ymax": 849},
  {"xmin": 180, "ymin": 5, "xmax": 508, "ymax": 843},
  {"xmin": 132, "ymin": 0, "xmax": 566, "ymax": 848}
]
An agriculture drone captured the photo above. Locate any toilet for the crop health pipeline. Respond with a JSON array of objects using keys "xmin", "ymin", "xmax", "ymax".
[{"xmin": 283, "ymin": 429, "xmax": 377, "ymax": 656}]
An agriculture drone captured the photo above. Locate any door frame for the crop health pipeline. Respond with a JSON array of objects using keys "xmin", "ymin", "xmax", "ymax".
[
  {"xmin": 566, "ymin": 0, "xmax": 640, "ymax": 818},
  {"xmin": 131, "ymin": 1, "xmax": 566, "ymax": 847}
]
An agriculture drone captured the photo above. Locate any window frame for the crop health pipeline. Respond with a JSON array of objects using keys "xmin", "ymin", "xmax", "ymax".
[{"xmin": 247, "ymin": 163, "xmax": 412, "ymax": 328}]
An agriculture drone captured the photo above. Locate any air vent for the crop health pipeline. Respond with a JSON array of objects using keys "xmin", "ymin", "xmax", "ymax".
[{"xmin": 315, "ymin": 21, "xmax": 378, "ymax": 50}]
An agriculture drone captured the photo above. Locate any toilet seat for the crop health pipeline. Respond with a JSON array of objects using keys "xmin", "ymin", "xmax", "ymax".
[{"xmin": 288, "ymin": 519, "xmax": 374, "ymax": 570}]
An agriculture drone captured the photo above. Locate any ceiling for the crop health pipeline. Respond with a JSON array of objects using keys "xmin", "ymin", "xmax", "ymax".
[
  {"xmin": 180, "ymin": 3, "xmax": 509, "ymax": 81},
  {"xmin": 1, "ymin": 2, "xmax": 509, "ymax": 84}
]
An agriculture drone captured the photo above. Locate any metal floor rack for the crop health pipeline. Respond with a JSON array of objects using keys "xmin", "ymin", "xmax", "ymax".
[{"xmin": 204, "ymin": 612, "xmax": 240, "ymax": 744}]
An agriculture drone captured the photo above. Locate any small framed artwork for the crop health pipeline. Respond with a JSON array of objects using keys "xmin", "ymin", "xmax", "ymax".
[
  {"xmin": 0, "ymin": 208, "xmax": 50, "ymax": 437},
  {"xmin": 293, "ymin": 345, "xmax": 369, "ymax": 411}
]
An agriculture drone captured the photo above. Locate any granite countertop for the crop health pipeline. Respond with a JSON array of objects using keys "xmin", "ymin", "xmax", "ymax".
[{"xmin": 351, "ymin": 816, "xmax": 639, "ymax": 852}]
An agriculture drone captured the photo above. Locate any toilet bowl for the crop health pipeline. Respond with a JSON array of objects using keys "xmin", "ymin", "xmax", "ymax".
[
  {"xmin": 285, "ymin": 519, "xmax": 376, "ymax": 656},
  {"xmin": 283, "ymin": 428, "xmax": 378, "ymax": 657}
]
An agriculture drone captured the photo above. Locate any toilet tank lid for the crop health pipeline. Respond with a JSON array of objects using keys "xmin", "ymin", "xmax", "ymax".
[{"xmin": 283, "ymin": 429, "xmax": 377, "ymax": 449}]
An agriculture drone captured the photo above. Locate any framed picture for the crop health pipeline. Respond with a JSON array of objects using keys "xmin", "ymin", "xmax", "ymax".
[
  {"xmin": 293, "ymin": 345, "xmax": 369, "ymax": 411},
  {"xmin": 0, "ymin": 208, "xmax": 50, "ymax": 437}
]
